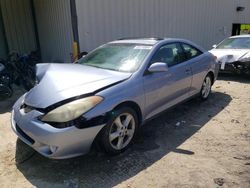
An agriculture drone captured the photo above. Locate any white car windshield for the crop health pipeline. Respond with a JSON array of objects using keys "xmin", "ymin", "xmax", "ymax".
[
  {"xmin": 78, "ymin": 43, "xmax": 152, "ymax": 72},
  {"xmin": 216, "ymin": 37, "xmax": 250, "ymax": 49}
]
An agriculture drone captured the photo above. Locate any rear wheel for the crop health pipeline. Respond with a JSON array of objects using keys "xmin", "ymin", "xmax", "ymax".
[
  {"xmin": 200, "ymin": 74, "xmax": 212, "ymax": 100},
  {"xmin": 99, "ymin": 107, "xmax": 138, "ymax": 155}
]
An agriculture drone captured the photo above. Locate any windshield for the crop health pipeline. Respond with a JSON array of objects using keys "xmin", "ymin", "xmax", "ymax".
[
  {"xmin": 78, "ymin": 43, "xmax": 152, "ymax": 72},
  {"xmin": 216, "ymin": 37, "xmax": 250, "ymax": 49}
]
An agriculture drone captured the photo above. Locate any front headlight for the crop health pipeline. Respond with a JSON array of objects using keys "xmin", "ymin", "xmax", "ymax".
[
  {"xmin": 41, "ymin": 96, "xmax": 103, "ymax": 123},
  {"xmin": 239, "ymin": 52, "xmax": 250, "ymax": 62}
]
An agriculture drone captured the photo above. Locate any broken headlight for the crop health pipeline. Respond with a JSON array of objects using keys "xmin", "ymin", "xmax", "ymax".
[{"xmin": 41, "ymin": 96, "xmax": 103, "ymax": 123}]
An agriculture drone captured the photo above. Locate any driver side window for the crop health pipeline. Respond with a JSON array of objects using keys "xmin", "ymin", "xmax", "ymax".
[
  {"xmin": 181, "ymin": 43, "xmax": 203, "ymax": 60},
  {"xmin": 151, "ymin": 43, "xmax": 185, "ymax": 67}
]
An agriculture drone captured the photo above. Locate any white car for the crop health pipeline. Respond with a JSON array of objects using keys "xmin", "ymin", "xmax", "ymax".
[{"xmin": 210, "ymin": 35, "xmax": 250, "ymax": 75}]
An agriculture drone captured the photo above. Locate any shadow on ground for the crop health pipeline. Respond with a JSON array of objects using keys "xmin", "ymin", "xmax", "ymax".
[
  {"xmin": 15, "ymin": 91, "xmax": 232, "ymax": 188},
  {"xmin": 218, "ymin": 73, "xmax": 250, "ymax": 84}
]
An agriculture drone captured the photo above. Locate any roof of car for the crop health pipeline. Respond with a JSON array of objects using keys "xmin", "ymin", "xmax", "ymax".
[
  {"xmin": 110, "ymin": 38, "xmax": 162, "ymax": 45},
  {"xmin": 109, "ymin": 37, "xmax": 206, "ymax": 52},
  {"xmin": 110, "ymin": 37, "xmax": 186, "ymax": 45},
  {"xmin": 230, "ymin": 35, "xmax": 250, "ymax": 38}
]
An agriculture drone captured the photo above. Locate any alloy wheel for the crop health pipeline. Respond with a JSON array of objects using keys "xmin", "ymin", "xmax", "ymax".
[
  {"xmin": 201, "ymin": 76, "xmax": 212, "ymax": 99},
  {"xmin": 109, "ymin": 113, "xmax": 135, "ymax": 150}
]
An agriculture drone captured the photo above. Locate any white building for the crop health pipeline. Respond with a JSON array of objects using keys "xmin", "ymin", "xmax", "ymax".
[{"xmin": 0, "ymin": 0, "xmax": 250, "ymax": 63}]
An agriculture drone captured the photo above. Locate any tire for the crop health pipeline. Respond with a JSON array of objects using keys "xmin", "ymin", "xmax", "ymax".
[
  {"xmin": 0, "ymin": 84, "xmax": 13, "ymax": 100},
  {"xmin": 0, "ymin": 73, "xmax": 11, "ymax": 85},
  {"xmin": 200, "ymin": 74, "xmax": 212, "ymax": 100},
  {"xmin": 99, "ymin": 107, "xmax": 139, "ymax": 155}
]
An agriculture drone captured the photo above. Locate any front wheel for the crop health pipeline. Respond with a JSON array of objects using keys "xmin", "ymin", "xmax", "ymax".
[
  {"xmin": 99, "ymin": 107, "xmax": 138, "ymax": 155},
  {"xmin": 200, "ymin": 74, "xmax": 212, "ymax": 100}
]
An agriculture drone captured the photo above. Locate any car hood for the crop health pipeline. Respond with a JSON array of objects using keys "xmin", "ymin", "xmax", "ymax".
[
  {"xmin": 209, "ymin": 49, "xmax": 250, "ymax": 63},
  {"xmin": 24, "ymin": 63, "xmax": 132, "ymax": 108}
]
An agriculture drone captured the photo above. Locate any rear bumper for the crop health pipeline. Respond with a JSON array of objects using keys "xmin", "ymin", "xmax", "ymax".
[{"xmin": 11, "ymin": 95, "xmax": 105, "ymax": 159}]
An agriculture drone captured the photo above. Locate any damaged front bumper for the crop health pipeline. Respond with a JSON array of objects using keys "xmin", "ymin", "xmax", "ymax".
[
  {"xmin": 219, "ymin": 61, "xmax": 250, "ymax": 75},
  {"xmin": 11, "ymin": 95, "xmax": 106, "ymax": 159}
]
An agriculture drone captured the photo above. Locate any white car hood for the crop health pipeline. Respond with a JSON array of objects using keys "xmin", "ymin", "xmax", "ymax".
[{"xmin": 209, "ymin": 49, "xmax": 250, "ymax": 63}]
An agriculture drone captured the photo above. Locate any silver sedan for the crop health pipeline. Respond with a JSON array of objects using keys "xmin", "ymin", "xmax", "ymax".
[{"xmin": 11, "ymin": 38, "xmax": 219, "ymax": 159}]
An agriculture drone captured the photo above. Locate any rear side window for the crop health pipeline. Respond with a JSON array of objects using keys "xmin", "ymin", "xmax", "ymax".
[
  {"xmin": 151, "ymin": 43, "xmax": 186, "ymax": 67},
  {"xmin": 181, "ymin": 43, "xmax": 203, "ymax": 60}
]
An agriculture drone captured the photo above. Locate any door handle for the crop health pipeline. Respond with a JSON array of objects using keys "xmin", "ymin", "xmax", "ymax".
[{"xmin": 185, "ymin": 69, "xmax": 191, "ymax": 73}]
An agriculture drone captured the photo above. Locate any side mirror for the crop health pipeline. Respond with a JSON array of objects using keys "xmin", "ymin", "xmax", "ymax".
[
  {"xmin": 148, "ymin": 62, "xmax": 168, "ymax": 73},
  {"xmin": 212, "ymin": 44, "xmax": 217, "ymax": 48},
  {"xmin": 78, "ymin": 51, "xmax": 88, "ymax": 59}
]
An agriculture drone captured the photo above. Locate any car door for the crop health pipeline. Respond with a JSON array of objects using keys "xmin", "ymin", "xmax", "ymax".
[
  {"xmin": 143, "ymin": 43, "xmax": 192, "ymax": 120},
  {"xmin": 181, "ymin": 43, "xmax": 208, "ymax": 96}
]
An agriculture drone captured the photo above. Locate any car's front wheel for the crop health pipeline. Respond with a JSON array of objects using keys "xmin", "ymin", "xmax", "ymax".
[
  {"xmin": 100, "ymin": 107, "xmax": 138, "ymax": 155},
  {"xmin": 200, "ymin": 74, "xmax": 212, "ymax": 100}
]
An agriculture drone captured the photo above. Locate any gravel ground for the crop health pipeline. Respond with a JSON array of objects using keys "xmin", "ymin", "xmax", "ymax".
[{"xmin": 0, "ymin": 75, "xmax": 249, "ymax": 188}]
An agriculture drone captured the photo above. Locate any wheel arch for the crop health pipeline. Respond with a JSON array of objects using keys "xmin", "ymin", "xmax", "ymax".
[
  {"xmin": 207, "ymin": 71, "xmax": 215, "ymax": 85},
  {"xmin": 92, "ymin": 100, "xmax": 143, "ymax": 153},
  {"xmin": 112, "ymin": 101, "xmax": 143, "ymax": 126}
]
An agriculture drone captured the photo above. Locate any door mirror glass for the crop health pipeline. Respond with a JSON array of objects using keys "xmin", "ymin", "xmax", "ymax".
[{"xmin": 148, "ymin": 62, "xmax": 168, "ymax": 73}]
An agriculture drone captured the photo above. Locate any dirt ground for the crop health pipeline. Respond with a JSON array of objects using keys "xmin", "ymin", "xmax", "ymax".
[{"xmin": 0, "ymin": 74, "xmax": 249, "ymax": 188}]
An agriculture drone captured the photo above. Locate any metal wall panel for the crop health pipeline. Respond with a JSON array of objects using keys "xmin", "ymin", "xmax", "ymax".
[
  {"xmin": 0, "ymin": 4, "xmax": 7, "ymax": 59},
  {"xmin": 76, "ymin": 0, "xmax": 250, "ymax": 52},
  {"xmin": 233, "ymin": 0, "xmax": 250, "ymax": 24},
  {"xmin": 0, "ymin": 21, "xmax": 7, "ymax": 59},
  {"xmin": 34, "ymin": 0, "xmax": 74, "ymax": 63},
  {"xmin": 0, "ymin": 0, "xmax": 37, "ymax": 54}
]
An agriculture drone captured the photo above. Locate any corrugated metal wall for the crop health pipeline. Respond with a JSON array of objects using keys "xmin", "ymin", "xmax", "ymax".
[
  {"xmin": 234, "ymin": 0, "xmax": 250, "ymax": 24},
  {"xmin": 34, "ymin": 0, "xmax": 74, "ymax": 63},
  {"xmin": 0, "ymin": 3, "xmax": 7, "ymax": 59},
  {"xmin": 0, "ymin": 0, "xmax": 37, "ymax": 54},
  {"xmin": 76, "ymin": 0, "xmax": 250, "ymax": 52}
]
